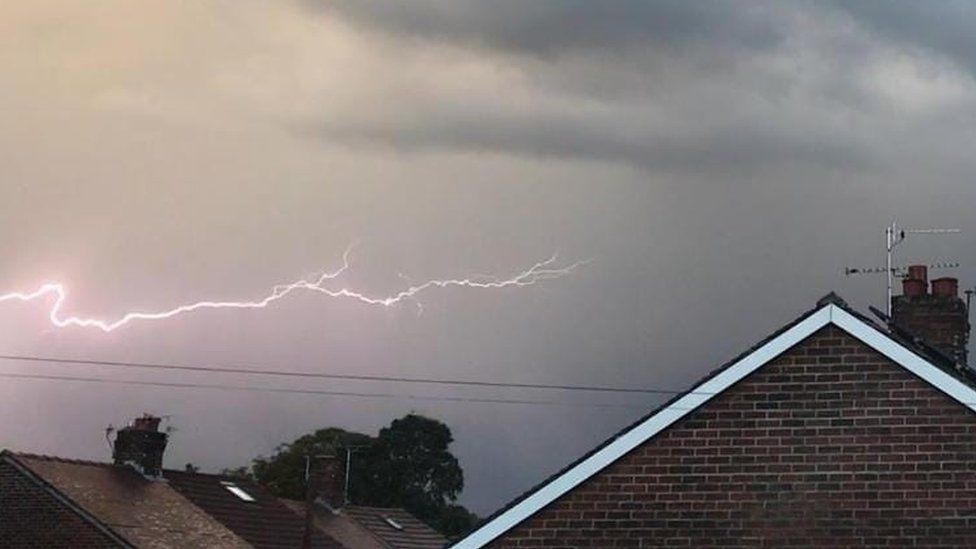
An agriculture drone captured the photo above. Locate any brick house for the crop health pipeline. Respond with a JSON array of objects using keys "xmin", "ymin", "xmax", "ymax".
[
  {"xmin": 455, "ymin": 270, "xmax": 976, "ymax": 547},
  {"xmin": 1, "ymin": 415, "xmax": 446, "ymax": 548}
]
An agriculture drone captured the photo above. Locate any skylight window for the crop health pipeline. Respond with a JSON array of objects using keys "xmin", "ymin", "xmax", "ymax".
[
  {"xmin": 220, "ymin": 481, "xmax": 256, "ymax": 502},
  {"xmin": 382, "ymin": 516, "xmax": 404, "ymax": 531}
]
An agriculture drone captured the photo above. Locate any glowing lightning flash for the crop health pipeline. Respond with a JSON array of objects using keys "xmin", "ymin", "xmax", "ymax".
[{"xmin": 0, "ymin": 251, "xmax": 583, "ymax": 332}]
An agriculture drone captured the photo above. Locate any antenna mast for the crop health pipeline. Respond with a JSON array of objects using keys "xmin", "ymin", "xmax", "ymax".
[
  {"xmin": 886, "ymin": 221, "xmax": 961, "ymax": 315},
  {"xmin": 847, "ymin": 220, "xmax": 960, "ymax": 315}
]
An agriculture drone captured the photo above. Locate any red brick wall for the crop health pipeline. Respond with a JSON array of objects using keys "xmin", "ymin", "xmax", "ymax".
[
  {"xmin": 0, "ymin": 459, "xmax": 121, "ymax": 548},
  {"xmin": 891, "ymin": 294, "xmax": 969, "ymax": 364},
  {"xmin": 491, "ymin": 327, "xmax": 976, "ymax": 548}
]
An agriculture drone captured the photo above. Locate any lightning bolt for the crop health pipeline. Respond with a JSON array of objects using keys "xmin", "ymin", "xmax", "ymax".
[{"xmin": 0, "ymin": 249, "xmax": 584, "ymax": 332}]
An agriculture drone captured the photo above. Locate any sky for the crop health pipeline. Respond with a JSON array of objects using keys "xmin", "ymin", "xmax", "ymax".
[{"xmin": 2, "ymin": 1, "xmax": 976, "ymax": 515}]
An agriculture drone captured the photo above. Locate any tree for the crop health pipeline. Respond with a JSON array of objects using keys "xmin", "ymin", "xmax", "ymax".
[
  {"xmin": 232, "ymin": 415, "xmax": 478, "ymax": 538},
  {"xmin": 249, "ymin": 427, "xmax": 373, "ymax": 500},
  {"xmin": 354, "ymin": 414, "xmax": 469, "ymax": 534}
]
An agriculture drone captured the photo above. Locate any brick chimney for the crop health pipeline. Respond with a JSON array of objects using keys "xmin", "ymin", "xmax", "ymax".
[
  {"xmin": 891, "ymin": 265, "xmax": 970, "ymax": 364},
  {"xmin": 309, "ymin": 454, "xmax": 346, "ymax": 510},
  {"xmin": 303, "ymin": 454, "xmax": 347, "ymax": 546},
  {"xmin": 112, "ymin": 414, "xmax": 168, "ymax": 478}
]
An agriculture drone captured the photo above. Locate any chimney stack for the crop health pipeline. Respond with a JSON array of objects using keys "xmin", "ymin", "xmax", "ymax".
[
  {"xmin": 891, "ymin": 265, "xmax": 969, "ymax": 364},
  {"xmin": 112, "ymin": 414, "xmax": 168, "ymax": 478},
  {"xmin": 303, "ymin": 454, "xmax": 347, "ymax": 547},
  {"xmin": 308, "ymin": 455, "xmax": 346, "ymax": 510}
]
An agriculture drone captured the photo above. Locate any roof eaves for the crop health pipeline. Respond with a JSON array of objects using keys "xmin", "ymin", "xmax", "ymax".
[{"xmin": 1, "ymin": 450, "xmax": 135, "ymax": 548}]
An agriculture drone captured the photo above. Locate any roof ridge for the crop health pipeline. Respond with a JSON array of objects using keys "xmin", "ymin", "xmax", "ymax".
[
  {"xmin": 9, "ymin": 452, "xmax": 259, "ymax": 482},
  {"xmin": 11, "ymin": 452, "xmax": 115, "ymax": 468},
  {"xmin": 816, "ymin": 291, "xmax": 848, "ymax": 307}
]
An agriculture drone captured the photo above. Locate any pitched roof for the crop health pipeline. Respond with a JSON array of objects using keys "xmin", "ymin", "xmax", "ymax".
[
  {"xmin": 0, "ymin": 453, "xmax": 129, "ymax": 548},
  {"xmin": 453, "ymin": 294, "xmax": 976, "ymax": 548},
  {"xmin": 162, "ymin": 470, "xmax": 345, "ymax": 549},
  {"xmin": 4, "ymin": 453, "xmax": 346, "ymax": 548},
  {"xmin": 342, "ymin": 506, "xmax": 448, "ymax": 549},
  {"xmin": 279, "ymin": 500, "xmax": 449, "ymax": 549},
  {"xmin": 6, "ymin": 453, "xmax": 248, "ymax": 548}
]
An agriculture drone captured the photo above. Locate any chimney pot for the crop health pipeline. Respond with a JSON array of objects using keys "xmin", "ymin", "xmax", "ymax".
[
  {"xmin": 907, "ymin": 264, "xmax": 928, "ymax": 287},
  {"xmin": 892, "ymin": 274, "xmax": 969, "ymax": 365},
  {"xmin": 932, "ymin": 277, "xmax": 959, "ymax": 298},
  {"xmin": 902, "ymin": 278, "xmax": 926, "ymax": 298},
  {"xmin": 112, "ymin": 414, "xmax": 168, "ymax": 478},
  {"xmin": 131, "ymin": 414, "xmax": 162, "ymax": 432}
]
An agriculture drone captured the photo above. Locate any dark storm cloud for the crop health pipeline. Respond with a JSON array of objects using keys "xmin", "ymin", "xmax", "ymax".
[
  {"xmin": 306, "ymin": 1, "xmax": 887, "ymax": 175},
  {"xmin": 836, "ymin": 1, "xmax": 976, "ymax": 77},
  {"xmin": 313, "ymin": 0, "xmax": 786, "ymax": 57},
  {"xmin": 318, "ymin": 108, "xmax": 871, "ymax": 177}
]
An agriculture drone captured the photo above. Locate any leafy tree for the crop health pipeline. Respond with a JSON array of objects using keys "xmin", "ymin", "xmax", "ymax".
[
  {"xmin": 220, "ymin": 465, "xmax": 252, "ymax": 481},
  {"xmin": 232, "ymin": 415, "xmax": 478, "ymax": 537},
  {"xmin": 354, "ymin": 414, "xmax": 467, "ymax": 533},
  {"xmin": 248, "ymin": 427, "xmax": 373, "ymax": 500},
  {"xmin": 435, "ymin": 503, "xmax": 481, "ymax": 540}
]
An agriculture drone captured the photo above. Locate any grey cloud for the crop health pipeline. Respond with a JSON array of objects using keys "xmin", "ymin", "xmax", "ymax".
[
  {"xmin": 836, "ymin": 1, "xmax": 976, "ymax": 76},
  {"xmin": 296, "ymin": 1, "xmax": 890, "ymax": 175},
  {"xmin": 317, "ymin": 109, "xmax": 871, "ymax": 177},
  {"xmin": 301, "ymin": 1, "xmax": 893, "ymax": 176},
  {"xmin": 313, "ymin": 1, "xmax": 787, "ymax": 57}
]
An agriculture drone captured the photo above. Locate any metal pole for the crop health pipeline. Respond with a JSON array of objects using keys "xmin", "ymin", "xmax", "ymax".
[
  {"xmin": 302, "ymin": 455, "xmax": 313, "ymax": 549},
  {"xmin": 344, "ymin": 447, "xmax": 352, "ymax": 505},
  {"xmin": 886, "ymin": 222, "xmax": 893, "ymax": 316}
]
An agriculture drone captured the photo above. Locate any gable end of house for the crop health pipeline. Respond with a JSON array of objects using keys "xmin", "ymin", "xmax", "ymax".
[{"xmin": 455, "ymin": 297, "xmax": 976, "ymax": 548}]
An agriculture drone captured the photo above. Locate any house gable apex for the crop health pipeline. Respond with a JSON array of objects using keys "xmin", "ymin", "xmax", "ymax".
[{"xmin": 454, "ymin": 300, "xmax": 976, "ymax": 548}]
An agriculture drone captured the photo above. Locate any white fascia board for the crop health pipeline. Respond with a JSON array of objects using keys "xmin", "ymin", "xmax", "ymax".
[
  {"xmin": 454, "ymin": 306, "xmax": 833, "ymax": 548},
  {"xmin": 829, "ymin": 305, "xmax": 976, "ymax": 413}
]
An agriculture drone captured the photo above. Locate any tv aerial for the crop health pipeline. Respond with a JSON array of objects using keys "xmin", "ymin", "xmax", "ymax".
[{"xmin": 844, "ymin": 220, "xmax": 960, "ymax": 316}]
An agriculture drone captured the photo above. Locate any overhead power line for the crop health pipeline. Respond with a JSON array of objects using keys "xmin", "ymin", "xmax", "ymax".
[
  {"xmin": 0, "ymin": 371, "xmax": 649, "ymax": 410},
  {"xmin": 0, "ymin": 353, "xmax": 694, "ymax": 395}
]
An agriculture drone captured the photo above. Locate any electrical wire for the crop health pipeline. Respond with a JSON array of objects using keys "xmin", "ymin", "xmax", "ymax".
[
  {"xmin": 0, "ymin": 371, "xmax": 652, "ymax": 410},
  {"xmin": 0, "ymin": 353, "xmax": 696, "ymax": 395}
]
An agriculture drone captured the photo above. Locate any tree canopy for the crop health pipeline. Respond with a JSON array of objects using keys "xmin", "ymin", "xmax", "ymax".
[{"xmin": 227, "ymin": 414, "xmax": 478, "ymax": 538}]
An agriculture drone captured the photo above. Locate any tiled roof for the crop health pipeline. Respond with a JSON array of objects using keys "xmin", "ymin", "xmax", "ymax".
[
  {"xmin": 6, "ymin": 453, "xmax": 345, "ymax": 548},
  {"xmin": 280, "ymin": 499, "xmax": 387, "ymax": 549},
  {"xmin": 343, "ymin": 506, "xmax": 448, "ymax": 549},
  {"xmin": 0, "ymin": 454, "xmax": 126, "ymax": 548},
  {"xmin": 9, "ymin": 453, "xmax": 247, "ymax": 548},
  {"xmin": 165, "ymin": 470, "xmax": 344, "ymax": 549},
  {"xmin": 280, "ymin": 499, "xmax": 449, "ymax": 549}
]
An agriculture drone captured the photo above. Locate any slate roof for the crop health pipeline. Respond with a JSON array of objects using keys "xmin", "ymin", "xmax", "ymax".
[
  {"xmin": 340, "ymin": 505, "xmax": 448, "ymax": 549},
  {"xmin": 0, "ymin": 454, "xmax": 127, "ymax": 548},
  {"xmin": 280, "ymin": 499, "xmax": 449, "ymax": 549},
  {"xmin": 8, "ymin": 453, "xmax": 247, "ymax": 548},
  {"xmin": 280, "ymin": 499, "xmax": 388, "ymax": 549},
  {"xmin": 2, "ymin": 452, "xmax": 345, "ymax": 548},
  {"xmin": 3, "ymin": 450, "xmax": 444, "ymax": 549},
  {"xmin": 165, "ymin": 470, "xmax": 344, "ymax": 549}
]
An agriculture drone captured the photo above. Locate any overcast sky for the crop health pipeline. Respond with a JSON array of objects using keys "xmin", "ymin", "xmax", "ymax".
[{"xmin": 3, "ymin": 1, "xmax": 976, "ymax": 515}]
